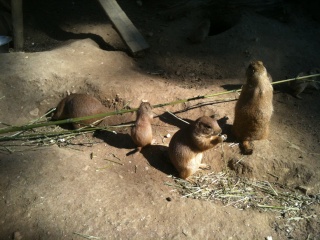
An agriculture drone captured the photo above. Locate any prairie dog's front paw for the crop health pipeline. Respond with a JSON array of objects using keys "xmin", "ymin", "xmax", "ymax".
[{"xmin": 199, "ymin": 164, "xmax": 211, "ymax": 170}]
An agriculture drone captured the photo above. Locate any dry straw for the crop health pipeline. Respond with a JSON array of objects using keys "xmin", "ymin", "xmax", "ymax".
[{"xmin": 165, "ymin": 171, "xmax": 319, "ymax": 214}]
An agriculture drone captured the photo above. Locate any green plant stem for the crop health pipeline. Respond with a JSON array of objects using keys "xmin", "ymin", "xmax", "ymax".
[{"xmin": 0, "ymin": 73, "xmax": 319, "ymax": 135}]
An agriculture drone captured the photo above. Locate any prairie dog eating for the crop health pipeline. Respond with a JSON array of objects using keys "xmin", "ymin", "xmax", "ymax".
[
  {"xmin": 130, "ymin": 101, "xmax": 154, "ymax": 151},
  {"xmin": 169, "ymin": 116, "xmax": 227, "ymax": 179},
  {"xmin": 52, "ymin": 94, "xmax": 107, "ymax": 129},
  {"xmin": 232, "ymin": 61, "xmax": 273, "ymax": 155}
]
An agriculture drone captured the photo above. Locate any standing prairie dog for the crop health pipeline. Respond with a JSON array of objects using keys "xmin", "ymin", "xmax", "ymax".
[
  {"xmin": 169, "ymin": 116, "xmax": 227, "ymax": 179},
  {"xmin": 131, "ymin": 101, "xmax": 154, "ymax": 151},
  {"xmin": 52, "ymin": 93, "xmax": 107, "ymax": 129},
  {"xmin": 232, "ymin": 61, "xmax": 273, "ymax": 155}
]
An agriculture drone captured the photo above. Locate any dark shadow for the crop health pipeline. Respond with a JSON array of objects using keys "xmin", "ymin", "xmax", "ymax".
[
  {"xmin": 140, "ymin": 145, "xmax": 178, "ymax": 176},
  {"xmin": 273, "ymin": 81, "xmax": 297, "ymax": 96},
  {"xmin": 219, "ymin": 123, "xmax": 236, "ymax": 143},
  {"xmin": 208, "ymin": 10, "xmax": 241, "ymax": 36},
  {"xmin": 158, "ymin": 111, "xmax": 191, "ymax": 129},
  {"xmin": 23, "ymin": 0, "xmax": 122, "ymax": 52},
  {"xmin": 217, "ymin": 116, "xmax": 238, "ymax": 144},
  {"xmin": 48, "ymin": 117, "xmax": 75, "ymax": 131},
  {"xmin": 52, "ymin": 123, "xmax": 74, "ymax": 130},
  {"xmin": 93, "ymin": 131, "xmax": 135, "ymax": 149},
  {"xmin": 54, "ymin": 32, "xmax": 118, "ymax": 52},
  {"xmin": 221, "ymin": 84, "xmax": 242, "ymax": 91}
]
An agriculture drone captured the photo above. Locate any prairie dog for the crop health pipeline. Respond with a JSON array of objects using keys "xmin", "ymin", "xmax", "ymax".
[
  {"xmin": 188, "ymin": 19, "xmax": 211, "ymax": 43},
  {"xmin": 232, "ymin": 61, "xmax": 273, "ymax": 155},
  {"xmin": 169, "ymin": 116, "xmax": 227, "ymax": 179},
  {"xmin": 52, "ymin": 94, "xmax": 107, "ymax": 129},
  {"xmin": 290, "ymin": 68, "xmax": 319, "ymax": 99},
  {"xmin": 131, "ymin": 101, "xmax": 153, "ymax": 151}
]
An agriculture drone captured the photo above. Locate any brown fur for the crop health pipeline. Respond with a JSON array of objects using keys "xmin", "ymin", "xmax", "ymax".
[
  {"xmin": 52, "ymin": 94, "xmax": 107, "ymax": 129},
  {"xmin": 232, "ymin": 61, "xmax": 273, "ymax": 155},
  {"xmin": 290, "ymin": 68, "xmax": 319, "ymax": 99},
  {"xmin": 130, "ymin": 101, "xmax": 153, "ymax": 151},
  {"xmin": 168, "ymin": 116, "xmax": 227, "ymax": 179}
]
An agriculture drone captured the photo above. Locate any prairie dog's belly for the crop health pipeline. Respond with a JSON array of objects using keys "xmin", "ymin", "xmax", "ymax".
[{"xmin": 186, "ymin": 153, "xmax": 203, "ymax": 169}]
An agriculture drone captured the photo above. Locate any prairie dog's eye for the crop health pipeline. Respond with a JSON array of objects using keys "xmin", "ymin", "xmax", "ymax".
[{"xmin": 203, "ymin": 124, "xmax": 211, "ymax": 129}]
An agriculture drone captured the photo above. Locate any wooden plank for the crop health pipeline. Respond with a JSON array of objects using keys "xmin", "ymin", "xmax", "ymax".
[
  {"xmin": 97, "ymin": 0, "xmax": 149, "ymax": 54},
  {"xmin": 11, "ymin": 0, "xmax": 24, "ymax": 51}
]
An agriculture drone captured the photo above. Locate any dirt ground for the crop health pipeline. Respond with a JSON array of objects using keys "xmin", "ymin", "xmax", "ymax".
[{"xmin": 1, "ymin": 0, "xmax": 320, "ymax": 239}]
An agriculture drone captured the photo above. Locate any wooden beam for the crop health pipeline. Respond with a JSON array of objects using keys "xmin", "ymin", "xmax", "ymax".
[
  {"xmin": 11, "ymin": 0, "xmax": 24, "ymax": 51},
  {"xmin": 97, "ymin": 0, "xmax": 149, "ymax": 55}
]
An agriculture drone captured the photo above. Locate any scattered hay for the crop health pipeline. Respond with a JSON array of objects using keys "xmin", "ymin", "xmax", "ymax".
[
  {"xmin": 165, "ymin": 171, "xmax": 319, "ymax": 215},
  {"xmin": 0, "ymin": 109, "xmax": 121, "ymax": 153},
  {"xmin": 0, "ymin": 126, "xmax": 101, "ymax": 153}
]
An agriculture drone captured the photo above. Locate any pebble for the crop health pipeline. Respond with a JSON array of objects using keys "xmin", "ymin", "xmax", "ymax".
[
  {"xmin": 13, "ymin": 232, "xmax": 22, "ymax": 240},
  {"xmin": 29, "ymin": 107, "xmax": 39, "ymax": 116}
]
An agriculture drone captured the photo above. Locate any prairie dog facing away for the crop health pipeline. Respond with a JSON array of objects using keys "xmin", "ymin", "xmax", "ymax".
[
  {"xmin": 169, "ymin": 116, "xmax": 227, "ymax": 179},
  {"xmin": 232, "ymin": 61, "xmax": 273, "ymax": 155},
  {"xmin": 131, "ymin": 101, "xmax": 154, "ymax": 151},
  {"xmin": 52, "ymin": 93, "xmax": 107, "ymax": 129},
  {"xmin": 290, "ymin": 68, "xmax": 319, "ymax": 99}
]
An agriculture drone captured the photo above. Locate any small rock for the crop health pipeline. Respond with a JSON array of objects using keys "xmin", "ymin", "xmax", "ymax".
[
  {"xmin": 39, "ymin": 99, "xmax": 49, "ymax": 105},
  {"xmin": 83, "ymin": 165, "xmax": 90, "ymax": 171},
  {"xmin": 29, "ymin": 108, "xmax": 39, "ymax": 116},
  {"xmin": 166, "ymin": 197, "xmax": 172, "ymax": 202},
  {"xmin": 13, "ymin": 231, "xmax": 22, "ymax": 240},
  {"xmin": 165, "ymin": 133, "xmax": 171, "ymax": 138}
]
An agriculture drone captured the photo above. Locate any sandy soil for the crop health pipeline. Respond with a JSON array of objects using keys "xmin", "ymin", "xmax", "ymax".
[{"xmin": 0, "ymin": 0, "xmax": 320, "ymax": 239}]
